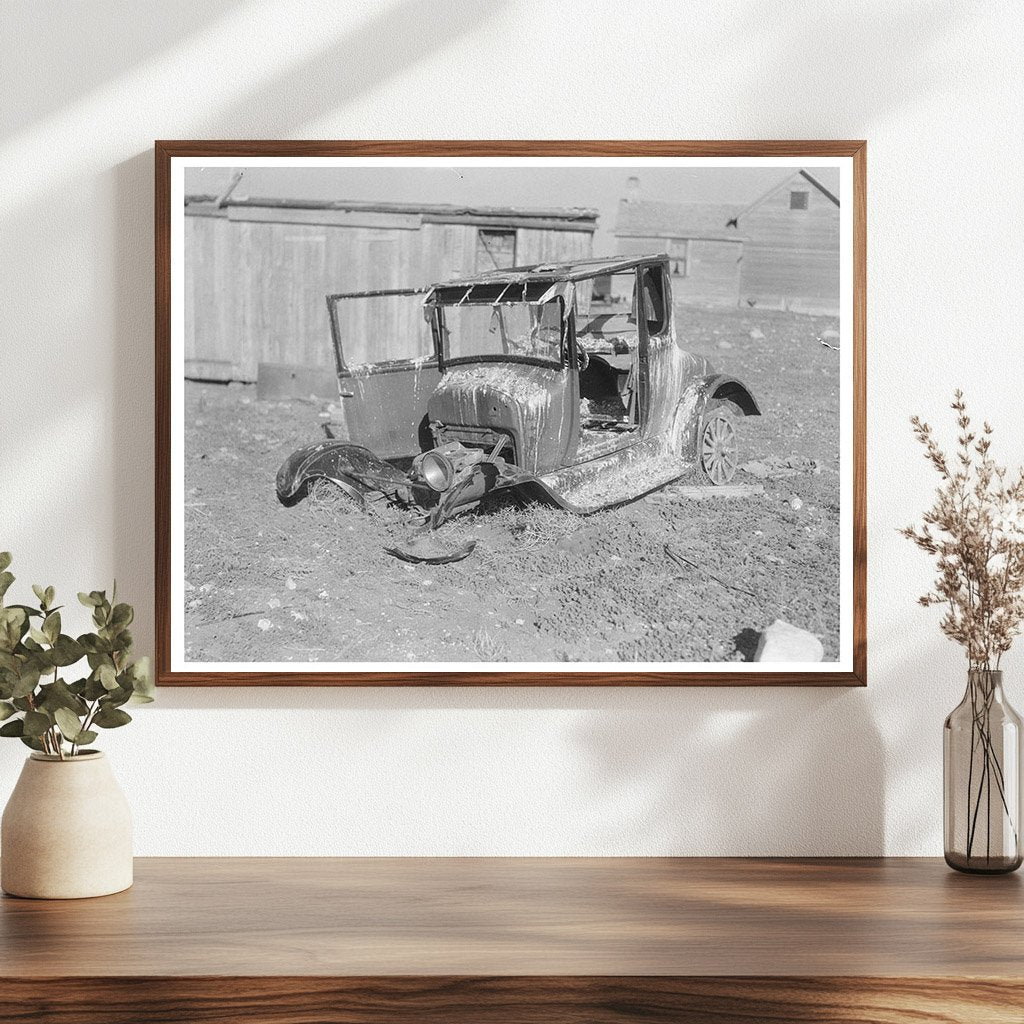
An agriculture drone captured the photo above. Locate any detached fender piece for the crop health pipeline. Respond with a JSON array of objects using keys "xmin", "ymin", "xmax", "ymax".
[{"xmin": 275, "ymin": 440, "xmax": 413, "ymax": 505}]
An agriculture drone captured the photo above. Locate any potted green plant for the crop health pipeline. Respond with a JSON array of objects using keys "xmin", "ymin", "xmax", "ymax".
[
  {"xmin": 903, "ymin": 392, "xmax": 1024, "ymax": 873},
  {"xmin": 0, "ymin": 553, "xmax": 153, "ymax": 898}
]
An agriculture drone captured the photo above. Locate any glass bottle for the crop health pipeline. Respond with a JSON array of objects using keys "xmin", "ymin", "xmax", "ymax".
[{"xmin": 944, "ymin": 669, "xmax": 1022, "ymax": 873}]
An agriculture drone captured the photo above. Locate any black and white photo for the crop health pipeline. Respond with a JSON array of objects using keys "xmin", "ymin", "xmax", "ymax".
[{"xmin": 158, "ymin": 146, "xmax": 863, "ymax": 683}]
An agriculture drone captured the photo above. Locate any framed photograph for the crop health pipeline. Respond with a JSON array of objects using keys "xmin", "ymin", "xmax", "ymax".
[{"xmin": 156, "ymin": 141, "xmax": 865, "ymax": 686}]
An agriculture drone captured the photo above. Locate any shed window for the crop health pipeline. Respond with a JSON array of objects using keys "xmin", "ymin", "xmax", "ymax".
[
  {"xmin": 790, "ymin": 190, "xmax": 809, "ymax": 210},
  {"xmin": 476, "ymin": 229, "xmax": 517, "ymax": 270},
  {"xmin": 667, "ymin": 238, "xmax": 689, "ymax": 278}
]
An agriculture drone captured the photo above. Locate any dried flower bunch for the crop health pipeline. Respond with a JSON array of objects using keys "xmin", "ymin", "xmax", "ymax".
[
  {"xmin": 0, "ymin": 553, "xmax": 153, "ymax": 759},
  {"xmin": 902, "ymin": 391, "xmax": 1024, "ymax": 670}
]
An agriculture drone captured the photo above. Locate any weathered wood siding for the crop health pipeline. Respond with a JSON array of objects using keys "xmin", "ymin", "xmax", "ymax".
[
  {"xmin": 738, "ymin": 183, "xmax": 840, "ymax": 314},
  {"xmin": 613, "ymin": 234, "xmax": 743, "ymax": 307},
  {"xmin": 184, "ymin": 209, "xmax": 594, "ymax": 380}
]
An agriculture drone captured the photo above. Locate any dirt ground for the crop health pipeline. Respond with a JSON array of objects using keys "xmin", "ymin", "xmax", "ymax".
[{"xmin": 183, "ymin": 306, "xmax": 841, "ymax": 665}]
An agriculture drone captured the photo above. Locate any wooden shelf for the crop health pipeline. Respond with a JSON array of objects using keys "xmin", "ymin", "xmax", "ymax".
[{"xmin": 2, "ymin": 857, "xmax": 1022, "ymax": 1022}]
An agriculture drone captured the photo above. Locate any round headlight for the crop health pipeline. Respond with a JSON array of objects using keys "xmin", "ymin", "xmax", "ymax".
[{"xmin": 420, "ymin": 452, "xmax": 455, "ymax": 492}]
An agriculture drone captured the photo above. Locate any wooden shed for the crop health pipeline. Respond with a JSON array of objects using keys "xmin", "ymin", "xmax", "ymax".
[
  {"xmin": 183, "ymin": 196, "xmax": 598, "ymax": 382},
  {"xmin": 613, "ymin": 192, "xmax": 745, "ymax": 308},
  {"xmin": 727, "ymin": 170, "xmax": 840, "ymax": 315}
]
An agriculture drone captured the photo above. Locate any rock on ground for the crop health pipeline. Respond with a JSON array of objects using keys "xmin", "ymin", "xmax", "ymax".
[{"xmin": 755, "ymin": 619, "xmax": 823, "ymax": 663}]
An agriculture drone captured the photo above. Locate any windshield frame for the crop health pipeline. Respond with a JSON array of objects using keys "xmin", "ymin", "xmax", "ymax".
[{"xmin": 428, "ymin": 281, "xmax": 568, "ymax": 372}]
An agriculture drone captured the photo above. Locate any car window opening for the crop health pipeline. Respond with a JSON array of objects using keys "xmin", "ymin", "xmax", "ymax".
[{"xmin": 575, "ymin": 270, "xmax": 642, "ymax": 462}]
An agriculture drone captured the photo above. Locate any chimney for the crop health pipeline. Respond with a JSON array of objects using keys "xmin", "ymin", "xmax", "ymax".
[{"xmin": 625, "ymin": 175, "xmax": 641, "ymax": 205}]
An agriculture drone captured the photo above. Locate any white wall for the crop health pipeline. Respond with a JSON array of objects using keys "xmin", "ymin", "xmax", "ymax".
[{"xmin": 1, "ymin": 0, "xmax": 1022, "ymax": 855}]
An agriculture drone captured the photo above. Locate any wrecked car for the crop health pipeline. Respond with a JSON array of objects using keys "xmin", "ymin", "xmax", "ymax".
[{"xmin": 276, "ymin": 254, "xmax": 761, "ymax": 527}]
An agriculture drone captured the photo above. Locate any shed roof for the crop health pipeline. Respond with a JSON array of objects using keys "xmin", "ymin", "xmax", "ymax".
[
  {"xmin": 184, "ymin": 194, "xmax": 599, "ymax": 230},
  {"xmin": 726, "ymin": 169, "xmax": 840, "ymax": 227},
  {"xmin": 615, "ymin": 201, "xmax": 741, "ymax": 241}
]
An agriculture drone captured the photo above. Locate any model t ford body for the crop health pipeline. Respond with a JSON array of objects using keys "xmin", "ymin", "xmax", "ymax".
[{"xmin": 277, "ymin": 254, "xmax": 761, "ymax": 524}]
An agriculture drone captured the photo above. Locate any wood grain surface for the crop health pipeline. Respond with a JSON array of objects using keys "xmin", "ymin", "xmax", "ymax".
[
  {"xmin": 2, "ymin": 858, "xmax": 1023, "ymax": 1021},
  {"xmin": 155, "ymin": 139, "xmax": 867, "ymax": 687}
]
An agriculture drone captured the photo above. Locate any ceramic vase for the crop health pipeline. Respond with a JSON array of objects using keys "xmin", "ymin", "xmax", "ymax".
[{"xmin": 1, "ymin": 751, "xmax": 133, "ymax": 898}]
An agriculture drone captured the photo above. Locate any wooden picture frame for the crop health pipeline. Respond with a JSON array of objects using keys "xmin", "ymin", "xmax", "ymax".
[{"xmin": 156, "ymin": 140, "xmax": 866, "ymax": 686}]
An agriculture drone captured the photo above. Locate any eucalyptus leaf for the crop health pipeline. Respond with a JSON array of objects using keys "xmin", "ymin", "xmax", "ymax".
[
  {"xmin": 93, "ymin": 705, "xmax": 132, "ymax": 729},
  {"xmin": 37, "ymin": 679, "xmax": 88, "ymax": 717},
  {"xmin": 31, "ymin": 584, "xmax": 47, "ymax": 608},
  {"xmin": 83, "ymin": 674, "xmax": 108, "ymax": 701},
  {"xmin": 42, "ymin": 611, "xmax": 60, "ymax": 644},
  {"xmin": 75, "ymin": 730, "xmax": 98, "ymax": 746},
  {"xmin": 0, "ymin": 701, "xmax": 15, "ymax": 721},
  {"xmin": 19, "ymin": 735, "xmax": 45, "ymax": 752},
  {"xmin": 11, "ymin": 666, "xmax": 41, "ymax": 699},
  {"xmin": 78, "ymin": 592, "xmax": 100, "ymax": 608},
  {"xmin": 0, "ymin": 719, "xmax": 24, "ymax": 737},
  {"xmin": 54, "ymin": 707, "xmax": 85, "ymax": 741},
  {"xmin": 104, "ymin": 685, "xmax": 132, "ymax": 708},
  {"xmin": 44, "ymin": 586, "xmax": 55, "ymax": 608},
  {"xmin": 110, "ymin": 603, "xmax": 134, "ymax": 629},
  {"xmin": 130, "ymin": 656, "xmax": 154, "ymax": 697},
  {"xmin": 0, "ymin": 572, "xmax": 13, "ymax": 601},
  {"xmin": 49, "ymin": 635, "xmax": 85, "ymax": 667},
  {"xmin": 79, "ymin": 634, "xmax": 112, "ymax": 655},
  {"xmin": 8, "ymin": 604, "xmax": 43, "ymax": 619},
  {"xmin": 28, "ymin": 627, "xmax": 49, "ymax": 646},
  {"xmin": 0, "ymin": 552, "xmax": 11, "ymax": 573},
  {"xmin": 98, "ymin": 663, "xmax": 118, "ymax": 690},
  {"xmin": 0, "ymin": 607, "xmax": 27, "ymax": 651},
  {"xmin": 23, "ymin": 710, "xmax": 52, "ymax": 738}
]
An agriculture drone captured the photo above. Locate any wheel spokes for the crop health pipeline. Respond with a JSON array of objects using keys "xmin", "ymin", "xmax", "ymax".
[{"xmin": 701, "ymin": 414, "xmax": 737, "ymax": 484}]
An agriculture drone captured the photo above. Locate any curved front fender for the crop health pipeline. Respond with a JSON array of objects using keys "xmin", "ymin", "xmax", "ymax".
[
  {"xmin": 672, "ymin": 374, "xmax": 761, "ymax": 456},
  {"xmin": 275, "ymin": 440, "xmax": 412, "ymax": 505}
]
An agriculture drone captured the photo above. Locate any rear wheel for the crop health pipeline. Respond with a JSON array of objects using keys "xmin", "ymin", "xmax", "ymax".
[{"xmin": 699, "ymin": 400, "xmax": 740, "ymax": 485}]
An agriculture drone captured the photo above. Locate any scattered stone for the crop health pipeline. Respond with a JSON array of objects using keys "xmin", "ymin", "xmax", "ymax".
[
  {"xmin": 257, "ymin": 618, "xmax": 273, "ymax": 631},
  {"xmin": 717, "ymin": 340, "xmax": 733, "ymax": 350},
  {"xmin": 268, "ymin": 597, "xmax": 282, "ymax": 609},
  {"xmin": 821, "ymin": 328, "xmax": 839, "ymax": 340},
  {"xmin": 749, "ymin": 328, "xmax": 765, "ymax": 340},
  {"xmin": 789, "ymin": 494, "xmax": 803, "ymax": 511},
  {"xmin": 740, "ymin": 461, "xmax": 770, "ymax": 479},
  {"xmin": 285, "ymin": 577, "xmax": 297, "ymax": 590},
  {"xmin": 755, "ymin": 620, "xmax": 824, "ymax": 663}
]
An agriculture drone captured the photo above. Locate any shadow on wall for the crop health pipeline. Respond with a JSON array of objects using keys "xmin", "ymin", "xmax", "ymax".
[
  {"xmin": 103, "ymin": 0, "xmax": 503, "ymax": 658},
  {"xmin": 573, "ymin": 687, "xmax": 884, "ymax": 855},
  {"xmin": 0, "ymin": 0, "xmax": 243, "ymax": 139},
  {"xmin": 726, "ymin": 0, "xmax": 974, "ymax": 133},
  {"xmin": 147, "ymin": 681, "xmax": 886, "ymax": 856}
]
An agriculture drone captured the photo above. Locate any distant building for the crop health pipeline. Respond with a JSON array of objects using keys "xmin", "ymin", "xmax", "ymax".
[
  {"xmin": 614, "ymin": 177, "xmax": 745, "ymax": 308},
  {"xmin": 726, "ymin": 170, "xmax": 840, "ymax": 315},
  {"xmin": 184, "ymin": 195, "xmax": 597, "ymax": 382},
  {"xmin": 613, "ymin": 171, "xmax": 840, "ymax": 314}
]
